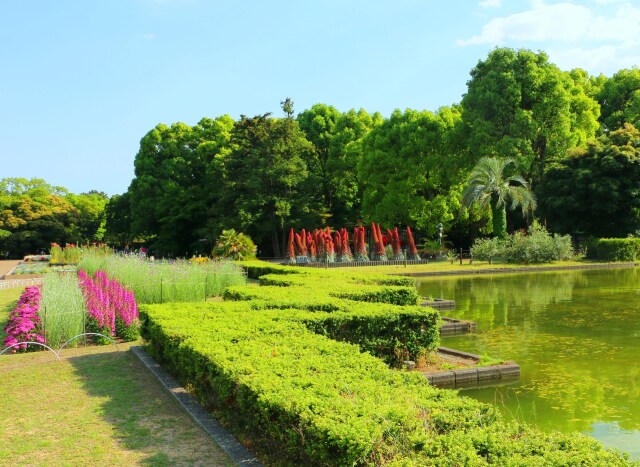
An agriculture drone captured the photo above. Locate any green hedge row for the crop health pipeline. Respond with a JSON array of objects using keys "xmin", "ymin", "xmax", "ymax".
[
  {"xmin": 141, "ymin": 302, "xmax": 633, "ymax": 465},
  {"xmin": 585, "ymin": 238, "xmax": 640, "ymax": 261}
]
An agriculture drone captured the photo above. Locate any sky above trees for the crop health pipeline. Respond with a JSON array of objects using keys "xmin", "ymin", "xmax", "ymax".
[{"xmin": 2, "ymin": 0, "xmax": 640, "ymax": 196}]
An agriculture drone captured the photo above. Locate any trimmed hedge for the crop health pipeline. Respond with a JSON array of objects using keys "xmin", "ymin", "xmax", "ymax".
[
  {"xmin": 585, "ymin": 238, "xmax": 640, "ymax": 261},
  {"xmin": 141, "ymin": 302, "xmax": 634, "ymax": 466},
  {"xmin": 139, "ymin": 259, "xmax": 636, "ymax": 465}
]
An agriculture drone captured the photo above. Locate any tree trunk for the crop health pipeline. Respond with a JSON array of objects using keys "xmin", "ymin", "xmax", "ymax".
[{"xmin": 491, "ymin": 194, "xmax": 507, "ymax": 239}]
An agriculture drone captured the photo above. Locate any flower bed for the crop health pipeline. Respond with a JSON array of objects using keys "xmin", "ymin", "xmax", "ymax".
[{"xmin": 3, "ymin": 286, "xmax": 45, "ymax": 350}]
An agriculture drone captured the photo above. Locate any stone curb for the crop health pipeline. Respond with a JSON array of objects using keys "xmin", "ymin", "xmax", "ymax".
[
  {"xmin": 130, "ymin": 346, "xmax": 262, "ymax": 466},
  {"xmin": 423, "ymin": 347, "xmax": 520, "ymax": 389}
]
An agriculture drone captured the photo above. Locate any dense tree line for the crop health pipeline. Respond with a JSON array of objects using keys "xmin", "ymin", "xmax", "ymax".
[
  {"xmin": 0, "ymin": 178, "xmax": 107, "ymax": 258},
  {"xmin": 5, "ymin": 48, "xmax": 640, "ymax": 258}
]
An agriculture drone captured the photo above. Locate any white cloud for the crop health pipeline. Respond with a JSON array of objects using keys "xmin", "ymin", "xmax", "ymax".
[
  {"xmin": 457, "ymin": 1, "xmax": 640, "ymax": 46},
  {"xmin": 479, "ymin": 0, "xmax": 502, "ymax": 8},
  {"xmin": 141, "ymin": 33, "xmax": 155, "ymax": 40},
  {"xmin": 549, "ymin": 43, "xmax": 640, "ymax": 74}
]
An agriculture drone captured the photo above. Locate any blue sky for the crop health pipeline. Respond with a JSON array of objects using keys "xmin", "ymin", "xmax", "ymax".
[{"xmin": 2, "ymin": 0, "xmax": 640, "ymax": 196}]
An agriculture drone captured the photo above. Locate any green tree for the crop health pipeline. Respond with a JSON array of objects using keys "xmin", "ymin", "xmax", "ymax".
[
  {"xmin": 537, "ymin": 124, "xmax": 640, "ymax": 238},
  {"xmin": 66, "ymin": 191, "xmax": 108, "ymax": 243},
  {"xmin": 462, "ymin": 157, "xmax": 536, "ymax": 239},
  {"xmin": 597, "ymin": 68, "xmax": 640, "ymax": 131},
  {"xmin": 461, "ymin": 48, "xmax": 600, "ymax": 184},
  {"xmin": 0, "ymin": 178, "xmax": 79, "ymax": 257},
  {"xmin": 127, "ymin": 116, "xmax": 234, "ymax": 256},
  {"xmin": 104, "ymin": 193, "xmax": 132, "ymax": 246},
  {"xmin": 358, "ymin": 107, "xmax": 471, "ymax": 236},
  {"xmin": 221, "ymin": 111, "xmax": 312, "ymax": 257}
]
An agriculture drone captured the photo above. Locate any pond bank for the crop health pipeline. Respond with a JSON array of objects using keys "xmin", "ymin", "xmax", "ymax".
[{"xmin": 399, "ymin": 261, "xmax": 638, "ymax": 277}]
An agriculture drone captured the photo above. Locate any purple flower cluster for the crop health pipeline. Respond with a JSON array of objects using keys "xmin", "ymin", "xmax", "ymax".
[
  {"xmin": 3, "ymin": 286, "xmax": 46, "ymax": 351},
  {"xmin": 78, "ymin": 270, "xmax": 140, "ymax": 340}
]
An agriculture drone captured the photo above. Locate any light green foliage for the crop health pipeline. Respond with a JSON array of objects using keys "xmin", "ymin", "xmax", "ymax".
[
  {"xmin": 211, "ymin": 229, "xmax": 256, "ymax": 260},
  {"xmin": 463, "ymin": 157, "xmax": 536, "ymax": 239},
  {"xmin": 597, "ymin": 68, "xmax": 640, "ymax": 131},
  {"xmin": 358, "ymin": 107, "xmax": 470, "ymax": 235},
  {"xmin": 79, "ymin": 251, "xmax": 245, "ymax": 303},
  {"xmin": 40, "ymin": 272, "xmax": 86, "ymax": 348},
  {"xmin": 461, "ymin": 48, "xmax": 600, "ymax": 183},
  {"xmin": 141, "ymin": 260, "xmax": 634, "ymax": 465},
  {"xmin": 537, "ymin": 124, "xmax": 640, "ymax": 238},
  {"xmin": 471, "ymin": 222, "xmax": 573, "ymax": 264},
  {"xmin": 66, "ymin": 191, "xmax": 108, "ymax": 243},
  {"xmin": 0, "ymin": 178, "xmax": 78, "ymax": 257}
]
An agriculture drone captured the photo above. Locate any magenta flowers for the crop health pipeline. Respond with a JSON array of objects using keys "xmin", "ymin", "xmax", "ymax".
[
  {"xmin": 78, "ymin": 270, "xmax": 140, "ymax": 341},
  {"xmin": 3, "ymin": 286, "xmax": 46, "ymax": 351}
]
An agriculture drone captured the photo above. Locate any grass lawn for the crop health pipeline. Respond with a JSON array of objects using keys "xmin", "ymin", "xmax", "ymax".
[{"xmin": 0, "ymin": 285, "xmax": 232, "ymax": 466}]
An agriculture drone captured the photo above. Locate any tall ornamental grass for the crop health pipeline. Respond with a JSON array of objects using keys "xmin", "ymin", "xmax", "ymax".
[
  {"xmin": 79, "ymin": 252, "xmax": 246, "ymax": 304},
  {"xmin": 40, "ymin": 273, "xmax": 86, "ymax": 348}
]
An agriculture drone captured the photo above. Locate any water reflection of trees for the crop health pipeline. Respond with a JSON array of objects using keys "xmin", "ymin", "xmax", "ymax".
[{"xmin": 417, "ymin": 268, "xmax": 640, "ymax": 439}]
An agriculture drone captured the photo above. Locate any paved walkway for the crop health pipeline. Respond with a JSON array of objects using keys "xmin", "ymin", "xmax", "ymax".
[{"xmin": 0, "ymin": 260, "xmax": 20, "ymax": 279}]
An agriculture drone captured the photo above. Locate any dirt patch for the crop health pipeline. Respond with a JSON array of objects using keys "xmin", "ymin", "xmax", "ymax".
[
  {"xmin": 0, "ymin": 260, "xmax": 21, "ymax": 278},
  {"xmin": 416, "ymin": 351, "xmax": 480, "ymax": 374}
]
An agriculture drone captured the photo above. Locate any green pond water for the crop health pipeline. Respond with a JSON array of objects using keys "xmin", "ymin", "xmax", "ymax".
[{"xmin": 416, "ymin": 267, "xmax": 640, "ymax": 460}]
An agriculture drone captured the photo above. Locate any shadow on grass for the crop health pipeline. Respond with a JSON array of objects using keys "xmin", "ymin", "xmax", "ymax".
[{"xmin": 66, "ymin": 348, "xmax": 232, "ymax": 466}]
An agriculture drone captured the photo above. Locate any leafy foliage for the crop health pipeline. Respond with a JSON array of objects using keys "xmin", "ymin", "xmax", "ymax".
[
  {"xmin": 537, "ymin": 124, "xmax": 640, "ymax": 238},
  {"xmin": 471, "ymin": 222, "xmax": 573, "ymax": 264},
  {"xmin": 463, "ymin": 157, "xmax": 536, "ymax": 239},
  {"xmin": 212, "ymin": 229, "xmax": 256, "ymax": 260},
  {"xmin": 585, "ymin": 238, "xmax": 640, "ymax": 261}
]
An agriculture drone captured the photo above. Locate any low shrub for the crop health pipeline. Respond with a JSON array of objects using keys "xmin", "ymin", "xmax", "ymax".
[
  {"xmin": 471, "ymin": 223, "xmax": 573, "ymax": 264},
  {"xmin": 141, "ymin": 301, "xmax": 633, "ymax": 465},
  {"xmin": 585, "ymin": 238, "xmax": 640, "ymax": 261}
]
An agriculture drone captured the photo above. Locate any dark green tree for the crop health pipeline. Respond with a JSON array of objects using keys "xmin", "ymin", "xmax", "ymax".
[
  {"xmin": 221, "ymin": 111, "xmax": 312, "ymax": 256},
  {"xmin": 537, "ymin": 124, "xmax": 640, "ymax": 238}
]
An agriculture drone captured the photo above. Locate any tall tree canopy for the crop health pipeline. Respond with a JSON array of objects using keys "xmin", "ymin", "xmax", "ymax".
[
  {"xmin": 0, "ymin": 178, "xmax": 107, "ymax": 257},
  {"xmin": 537, "ymin": 124, "xmax": 640, "ymax": 238},
  {"xmin": 597, "ymin": 68, "xmax": 640, "ymax": 132},
  {"xmin": 128, "ymin": 116, "xmax": 234, "ymax": 255},
  {"xmin": 358, "ymin": 107, "xmax": 470, "ymax": 236},
  {"xmin": 461, "ymin": 48, "xmax": 600, "ymax": 184},
  {"xmin": 221, "ymin": 111, "xmax": 312, "ymax": 257}
]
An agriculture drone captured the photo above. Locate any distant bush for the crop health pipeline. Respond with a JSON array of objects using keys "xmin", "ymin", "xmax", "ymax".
[
  {"xmin": 471, "ymin": 222, "xmax": 573, "ymax": 264},
  {"xmin": 585, "ymin": 238, "xmax": 640, "ymax": 261},
  {"xmin": 212, "ymin": 229, "xmax": 257, "ymax": 260}
]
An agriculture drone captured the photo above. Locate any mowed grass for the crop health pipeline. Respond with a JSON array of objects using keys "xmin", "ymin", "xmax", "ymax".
[
  {"xmin": 338, "ymin": 258, "xmax": 600, "ymax": 275},
  {"xmin": 0, "ymin": 287, "xmax": 21, "ymax": 343},
  {"xmin": 0, "ymin": 285, "xmax": 232, "ymax": 466}
]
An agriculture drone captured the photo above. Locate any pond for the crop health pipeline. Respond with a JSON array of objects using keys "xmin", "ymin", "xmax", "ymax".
[{"xmin": 416, "ymin": 267, "xmax": 640, "ymax": 460}]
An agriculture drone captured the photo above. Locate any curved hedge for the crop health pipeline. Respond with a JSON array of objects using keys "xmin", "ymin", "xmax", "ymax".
[{"xmin": 140, "ymin": 260, "xmax": 636, "ymax": 465}]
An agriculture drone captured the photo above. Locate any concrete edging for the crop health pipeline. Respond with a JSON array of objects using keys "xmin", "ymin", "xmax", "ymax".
[
  {"xmin": 423, "ymin": 347, "xmax": 520, "ymax": 389},
  {"xmin": 130, "ymin": 346, "xmax": 262, "ymax": 466}
]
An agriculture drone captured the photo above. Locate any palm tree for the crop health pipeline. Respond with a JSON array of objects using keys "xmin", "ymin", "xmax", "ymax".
[{"xmin": 462, "ymin": 157, "xmax": 536, "ymax": 239}]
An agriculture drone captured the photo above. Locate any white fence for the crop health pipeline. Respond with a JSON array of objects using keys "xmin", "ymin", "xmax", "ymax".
[{"xmin": 0, "ymin": 278, "xmax": 43, "ymax": 291}]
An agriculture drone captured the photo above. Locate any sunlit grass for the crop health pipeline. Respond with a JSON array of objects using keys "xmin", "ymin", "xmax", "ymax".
[
  {"xmin": 40, "ymin": 273, "xmax": 86, "ymax": 348},
  {"xmin": 79, "ymin": 252, "xmax": 247, "ymax": 304},
  {"xmin": 0, "ymin": 288, "xmax": 22, "ymax": 343},
  {"xmin": 0, "ymin": 345, "xmax": 232, "ymax": 465}
]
